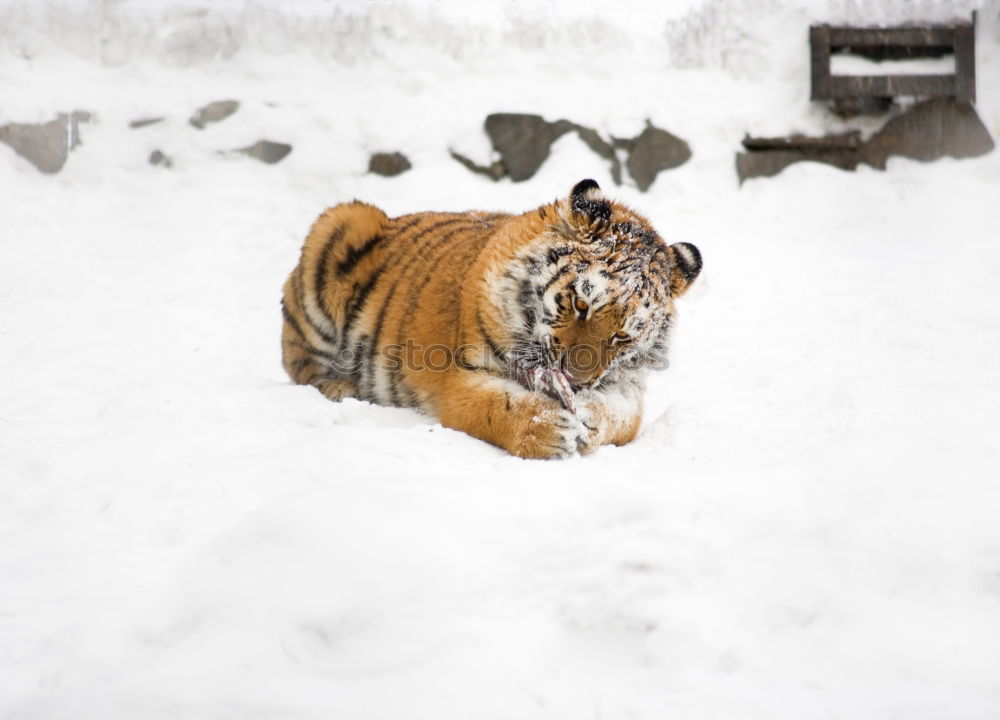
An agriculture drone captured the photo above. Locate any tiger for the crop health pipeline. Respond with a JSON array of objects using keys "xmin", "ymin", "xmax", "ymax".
[{"xmin": 280, "ymin": 179, "xmax": 702, "ymax": 459}]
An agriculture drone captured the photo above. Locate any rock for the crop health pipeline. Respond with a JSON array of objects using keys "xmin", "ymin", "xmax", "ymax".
[
  {"xmin": 67, "ymin": 111, "xmax": 91, "ymax": 150},
  {"xmin": 368, "ymin": 151, "xmax": 412, "ymax": 177},
  {"xmin": 624, "ymin": 121, "xmax": 692, "ymax": 191},
  {"xmin": 130, "ymin": 117, "xmax": 165, "ymax": 129},
  {"xmin": 0, "ymin": 111, "xmax": 90, "ymax": 174},
  {"xmin": 862, "ymin": 98, "xmax": 994, "ymax": 170},
  {"xmin": 569, "ymin": 124, "xmax": 623, "ymax": 185},
  {"xmin": 235, "ymin": 140, "xmax": 292, "ymax": 164},
  {"xmin": 453, "ymin": 114, "xmax": 689, "ymax": 187},
  {"xmin": 484, "ymin": 113, "xmax": 574, "ymax": 182},
  {"xmin": 449, "ymin": 149, "xmax": 506, "ymax": 181},
  {"xmin": 190, "ymin": 100, "xmax": 239, "ymax": 129},
  {"xmin": 149, "ymin": 150, "xmax": 173, "ymax": 168}
]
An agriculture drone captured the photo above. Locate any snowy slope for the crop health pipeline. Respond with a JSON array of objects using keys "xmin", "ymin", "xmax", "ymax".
[{"xmin": 2, "ymin": 2, "xmax": 1000, "ymax": 719}]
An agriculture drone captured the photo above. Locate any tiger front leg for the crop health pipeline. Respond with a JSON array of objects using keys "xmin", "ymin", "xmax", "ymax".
[{"xmin": 437, "ymin": 372, "xmax": 588, "ymax": 459}]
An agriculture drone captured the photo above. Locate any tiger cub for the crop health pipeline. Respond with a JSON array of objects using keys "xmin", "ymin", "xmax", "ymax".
[{"xmin": 281, "ymin": 179, "xmax": 701, "ymax": 459}]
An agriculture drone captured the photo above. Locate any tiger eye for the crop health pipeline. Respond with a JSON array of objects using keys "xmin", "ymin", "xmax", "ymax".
[{"xmin": 574, "ymin": 297, "xmax": 589, "ymax": 313}]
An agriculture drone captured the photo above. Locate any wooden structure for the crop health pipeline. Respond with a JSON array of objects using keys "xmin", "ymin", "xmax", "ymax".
[{"xmin": 810, "ymin": 18, "xmax": 976, "ymax": 111}]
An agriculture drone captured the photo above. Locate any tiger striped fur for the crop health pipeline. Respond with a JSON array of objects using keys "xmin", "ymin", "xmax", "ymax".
[{"xmin": 281, "ymin": 179, "xmax": 702, "ymax": 459}]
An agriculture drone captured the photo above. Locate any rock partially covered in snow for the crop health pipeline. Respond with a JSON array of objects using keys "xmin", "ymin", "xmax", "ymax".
[
  {"xmin": 190, "ymin": 100, "xmax": 239, "ymax": 129},
  {"xmin": 620, "ymin": 121, "xmax": 692, "ymax": 191},
  {"xmin": 449, "ymin": 149, "xmax": 506, "ymax": 181},
  {"xmin": 129, "ymin": 117, "xmax": 165, "ymax": 129},
  {"xmin": 460, "ymin": 113, "xmax": 687, "ymax": 189},
  {"xmin": 0, "ymin": 111, "xmax": 91, "ymax": 174},
  {"xmin": 570, "ymin": 123, "xmax": 623, "ymax": 185},
  {"xmin": 484, "ymin": 113, "xmax": 573, "ymax": 182},
  {"xmin": 368, "ymin": 151, "xmax": 412, "ymax": 176},
  {"xmin": 862, "ymin": 98, "xmax": 995, "ymax": 170},
  {"xmin": 149, "ymin": 150, "xmax": 173, "ymax": 168},
  {"xmin": 235, "ymin": 140, "xmax": 292, "ymax": 164}
]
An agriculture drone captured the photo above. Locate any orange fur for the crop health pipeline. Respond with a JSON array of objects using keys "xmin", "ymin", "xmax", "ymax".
[{"xmin": 281, "ymin": 180, "xmax": 701, "ymax": 458}]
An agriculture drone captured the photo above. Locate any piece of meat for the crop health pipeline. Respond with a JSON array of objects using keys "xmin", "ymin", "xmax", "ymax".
[{"xmin": 512, "ymin": 364, "xmax": 577, "ymax": 414}]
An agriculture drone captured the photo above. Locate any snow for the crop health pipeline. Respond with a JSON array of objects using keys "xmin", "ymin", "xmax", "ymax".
[{"xmin": 2, "ymin": 1, "xmax": 1000, "ymax": 718}]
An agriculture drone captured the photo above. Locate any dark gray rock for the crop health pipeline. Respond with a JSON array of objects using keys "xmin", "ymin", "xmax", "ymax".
[
  {"xmin": 368, "ymin": 151, "xmax": 412, "ymax": 177},
  {"xmin": 454, "ymin": 114, "xmax": 688, "ymax": 188},
  {"xmin": 0, "ymin": 111, "xmax": 90, "ymax": 174},
  {"xmin": 624, "ymin": 121, "xmax": 692, "ymax": 191},
  {"xmin": 68, "ymin": 111, "xmax": 91, "ymax": 150},
  {"xmin": 862, "ymin": 98, "xmax": 994, "ymax": 169},
  {"xmin": 449, "ymin": 149, "xmax": 506, "ymax": 181},
  {"xmin": 569, "ymin": 124, "xmax": 623, "ymax": 185},
  {"xmin": 130, "ymin": 117, "xmax": 165, "ymax": 129},
  {"xmin": 149, "ymin": 149, "xmax": 173, "ymax": 168},
  {"xmin": 190, "ymin": 100, "xmax": 239, "ymax": 129},
  {"xmin": 235, "ymin": 140, "xmax": 292, "ymax": 164},
  {"xmin": 484, "ymin": 113, "xmax": 574, "ymax": 182}
]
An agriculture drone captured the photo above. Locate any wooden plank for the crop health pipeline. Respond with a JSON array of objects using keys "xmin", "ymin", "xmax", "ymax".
[
  {"xmin": 953, "ymin": 23, "xmax": 976, "ymax": 102},
  {"xmin": 742, "ymin": 131, "xmax": 861, "ymax": 151},
  {"xmin": 828, "ymin": 74, "xmax": 957, "ymax": 98},
  {"xmin": 826, "ymin": 26, "xmax": 959, "ymax": 48},
  {"xmin": 810, "ymin": 25, "xmax": 832, "ymax": 100}
]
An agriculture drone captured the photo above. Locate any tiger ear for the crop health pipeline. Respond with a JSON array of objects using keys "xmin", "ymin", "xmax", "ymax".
[
  {"xmin": 667, "ymin": 242, "xmax": 702, "ymax": 296},
  {"xmin": 569, "ymin": 178, "xmax": 612, "ymax": 224}
]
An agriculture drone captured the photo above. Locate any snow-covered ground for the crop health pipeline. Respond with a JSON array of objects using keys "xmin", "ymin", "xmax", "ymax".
[{"xmin": 2, "ymin": 1, "xmax": 1000, "ymax": 718}]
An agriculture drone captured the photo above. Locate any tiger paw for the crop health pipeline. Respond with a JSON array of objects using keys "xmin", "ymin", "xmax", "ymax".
[
  {"xmin": 316, "ymin": 379, "xmax": 358, "ymax": 401},
  {"xmin": 513, "ymin": 403, "xmax": 587, "ymax": 459},
  {"xmin": 573, "ymin": 405, "xmax": 601, "ymax": 455}
]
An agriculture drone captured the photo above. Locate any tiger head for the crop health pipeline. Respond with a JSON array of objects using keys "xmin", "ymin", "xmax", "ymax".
[{"xmin": 499, "ymin": 179, "xmax": 702, "ymax": 392}]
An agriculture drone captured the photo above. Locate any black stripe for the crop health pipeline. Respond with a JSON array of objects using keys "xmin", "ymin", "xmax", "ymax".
[
  {"xmin": 518, "ymin": 278, "xmax": 537, "ymax": 330},
  {"xmin": 350, "ymin": 334, "xmax": 371, "ymax": 389},
  {"xmin": 391, "ymin": 214, "xmax": 438, "ymax": 244},
  {"xmin": 672, "ymin": 243, "xmax": 702, "ymax": 280},
  {"xmin": 336, "ymin": 233, "xmax": 384, "ymax": 277},
  {"xmin": 546, "ymin": 246, "xmax": 573, "ymax": 265},
  {"xmin": 281, "ymin": 301, "xmax": 308, "ymax": 341},
  {"xmin": 391, "ymin": 216, "xmax": 427, "ymax": 240},
  {"xmin": 292, "ymin": 356, "xmax": 325, "ymax": 378},
  {"xmin": 456, "ymin": 348, "xmax": 478, "ymax": 371},
  {"xmin": 292, "ymin": 259, "xmax": 306, "ymax": 305},
  {"xmin": 476, "ymin": 310, "xmax": 506, "ymax": 364},
  {"xmin": 283, "ymin": 338, "xmax": 339, "ymax": 362},
  {"xmin": 300, "ymin": 303, "xmax": 339, "ymax": 345},
  {"xmin": 291, "ymin": 261, "xmax": 338, "ymax": 344},
  {"xmin": 314, "ymin": 224, "xmax": 345, "ymax": 303},
  {"xmin": 343, "ymin": 264, "xmax": 388, "ymax": 337},
  {"xmin": 571, "ymin": 178, "xmax": 601, "ymax": 199},
  {"xmin": 542, "ymin": 263, "xmax": 572, "ymax": 293}
]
